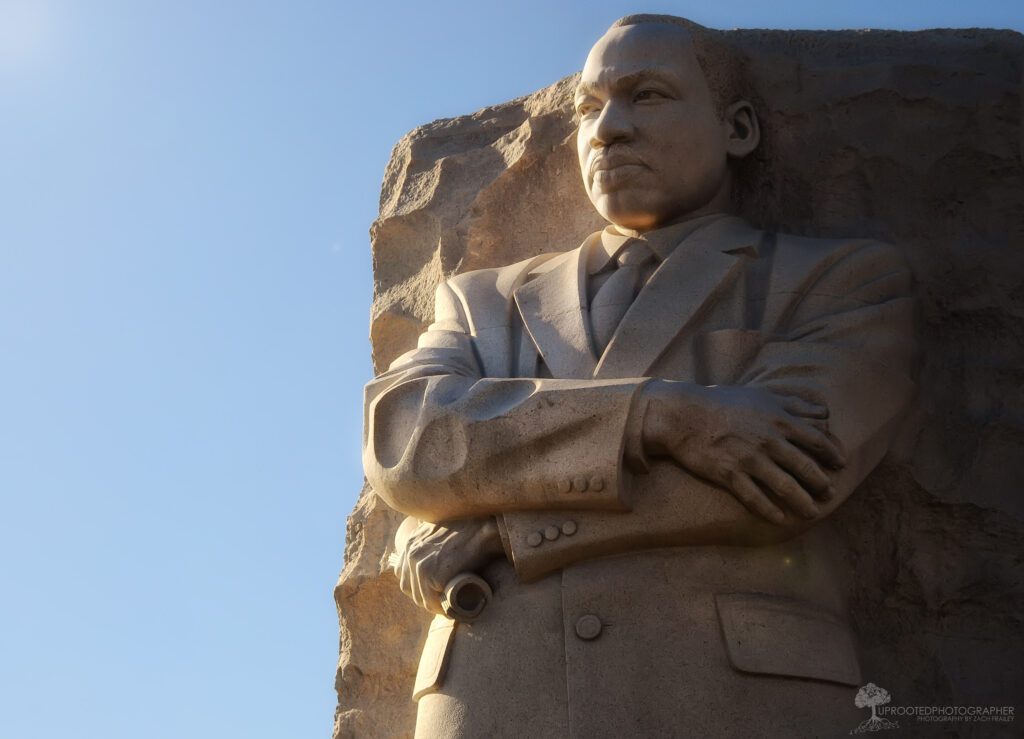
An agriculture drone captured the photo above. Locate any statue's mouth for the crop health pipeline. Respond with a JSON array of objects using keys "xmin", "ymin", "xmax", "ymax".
[
  {"xmin": 591, "ymin": 155, "xmax": 646, "ymax": 189},
  {"xmin": 590, "ymin": 152, "xmax": 645, "ymax": 176}
]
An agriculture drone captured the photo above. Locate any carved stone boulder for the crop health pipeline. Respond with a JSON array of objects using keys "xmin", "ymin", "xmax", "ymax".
[{"xmin": 334, "ymin": 26, "xmax": 1024, "ymax": 739}]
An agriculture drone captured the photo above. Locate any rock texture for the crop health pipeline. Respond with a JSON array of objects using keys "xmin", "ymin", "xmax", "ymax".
[{"xmin": 334, "ymin": 28, "xmax": 1024, "ymax": 738}]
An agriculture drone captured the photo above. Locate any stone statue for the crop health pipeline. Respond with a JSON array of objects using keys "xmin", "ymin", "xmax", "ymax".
[{"xmin": 362, "ymin": 15, "xmax": 915, "ymax": 737}]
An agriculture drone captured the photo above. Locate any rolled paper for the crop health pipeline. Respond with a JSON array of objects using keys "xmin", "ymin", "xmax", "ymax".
[{"xmin": 440, "ymin": 573, "xmax": 492, "ymax": 622}]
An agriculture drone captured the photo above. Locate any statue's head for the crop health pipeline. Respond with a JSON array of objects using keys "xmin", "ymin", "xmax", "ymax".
[{"xmin": 576, "ymin": 16, "xmax": 760, "ymax": 233}]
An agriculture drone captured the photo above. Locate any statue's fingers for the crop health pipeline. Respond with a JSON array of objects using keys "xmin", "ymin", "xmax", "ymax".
[
  {"xmin": 422, "ymin": 551, "xmax": 452, "ymax": 595},
  {"xmin": 402, "ymin": 545, "xmax": 424, "ymax": 604},
  {"xmin": 766, "ymin": 438, "xmax": 832, "ymax": 498},
  {"xmin": 784, "ymin": 419, "xmax": 846, "ymax": 469},
  {"xmin": 779, "ymin": 396, "xmax": 828, "ymax": 419},
  {"xmin": 803, "ymin": 418, "xmax": 829, "ymax": 433},
  {"xmin": 414, "ymin": 552, "xmax": 446, "ymax": 616},
  {"xmin": 746, "ymin": 456, "xmax": 819, "ymax": 519},
  {"xmin": 727, "ymin": 471, "xmax": 787, "ymax": 525},
  {"xmin": 411, "ymin": 556, "xmax": 432, "ymax": 612},
  {"xmin": 397, "ymin": 557, "xmax": 415, "ymax": 601}
]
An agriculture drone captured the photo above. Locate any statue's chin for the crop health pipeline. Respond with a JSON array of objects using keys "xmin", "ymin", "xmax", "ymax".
[
  {"xmin": 594, "ymin": 187, "xmax": 731, "ymax": 233},
  {"xmin": 590, "ymin": 194, "xmax": 661, "ymax": 233},
  {"xmin": 590, "ymin": 186, "xmax": 713, "ymax": 233}
]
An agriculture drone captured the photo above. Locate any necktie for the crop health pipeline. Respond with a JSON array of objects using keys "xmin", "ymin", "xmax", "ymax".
[{"xmin": 590, "ymin": 241, "xmax": 656, "ymax": 355}]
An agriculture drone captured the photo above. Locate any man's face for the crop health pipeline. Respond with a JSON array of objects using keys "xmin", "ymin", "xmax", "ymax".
[{"xmin": 576, "ymin": 24, "xmax": 731, "ymax": 232}]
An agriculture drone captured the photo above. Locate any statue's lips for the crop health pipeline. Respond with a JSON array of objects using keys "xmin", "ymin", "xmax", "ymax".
[
  {"xmin": 589, "ymin": 155, "xmax": 645, "ymax": 175},
  {"xmin": 591, "ymin": 160, "xmax": 646, "ymax": 188}
]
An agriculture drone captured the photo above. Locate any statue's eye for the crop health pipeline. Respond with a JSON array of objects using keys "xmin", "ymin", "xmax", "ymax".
[
  {"xmin": 634, "ymin": 89, "xmax": 667, "ymax": 103},
  {"xmin": 576, "ymin": 102, "xmax": 600, "ymax": 117}
]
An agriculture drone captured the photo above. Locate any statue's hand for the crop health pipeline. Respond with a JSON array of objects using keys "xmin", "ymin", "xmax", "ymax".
[
  {"xmin": 390, "ymin": 516, "xmax": 505, "ymax": 616},
  {"xmin": 641, "ymin": 381, "xmax": 847, "ymax": 524}
]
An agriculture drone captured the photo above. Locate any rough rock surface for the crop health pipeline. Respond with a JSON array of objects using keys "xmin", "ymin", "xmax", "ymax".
[{"xmin": 334, "ymin": 28, "xmax": 1024, "ymax": 738}]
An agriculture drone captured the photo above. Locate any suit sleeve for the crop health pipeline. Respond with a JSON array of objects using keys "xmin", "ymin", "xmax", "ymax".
[
  {"xmin": 363, "ymin": 280, "xmax": 651, "ymax": 523},
  {"xmin": 501, "ymin": 240, "xmax": 916, "ymax": 582}
]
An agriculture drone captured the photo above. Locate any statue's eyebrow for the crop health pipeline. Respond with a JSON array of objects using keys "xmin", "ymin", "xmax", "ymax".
[{"xmin": 575, "ymin": 68, "xmax": 681, "ymax": 100}]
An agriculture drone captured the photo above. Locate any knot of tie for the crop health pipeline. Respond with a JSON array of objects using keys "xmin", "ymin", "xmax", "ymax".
[{"xmin": 615, "ymin": 240, "xmax": 655, "ymax": 268}]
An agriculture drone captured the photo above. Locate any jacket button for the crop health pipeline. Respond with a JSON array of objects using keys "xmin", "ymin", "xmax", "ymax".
[
  {"xmin": 526, "ymin": 531, "xmax": 543, "ymax": 547},
  {"xmin": 575, "ymin": 614, "xmax": 602, "ymax": 641},
  {"xmin": 557, "ymin": 478, "xmax": 572, "ymax": 494},
  {"xmin": 544, "ymin": 525, "xmax": 560, "ymax": 541},
  {"xmin": 561, "ymin": 520, "xmax": 577, "ymax": 536},
  {"xmin": 589, "ymin": 476, "xmax": 605, "ymax": 492},
  {"xmin": 572, "ymin": 475, "xmax": 588, "ymax": 492}
]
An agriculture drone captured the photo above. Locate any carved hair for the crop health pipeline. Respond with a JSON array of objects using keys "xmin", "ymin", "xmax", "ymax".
[{"xmin": 610, "ymin": 14, "xmax": 751, "ymax": 115}]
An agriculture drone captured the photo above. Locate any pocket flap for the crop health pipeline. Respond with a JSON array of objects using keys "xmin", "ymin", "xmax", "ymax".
[
  {"xmin": 715, "ymin": 593, "xmax": 862, "ymax": 686},
  {"xmin": 412, "ymin": 615, "xmax": 457, "ymax": 701}
]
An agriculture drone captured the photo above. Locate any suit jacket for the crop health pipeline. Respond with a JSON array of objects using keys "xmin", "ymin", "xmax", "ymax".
[{"xmin": 363, "ymin": 215, "xmax": 916, "ymax": 738}]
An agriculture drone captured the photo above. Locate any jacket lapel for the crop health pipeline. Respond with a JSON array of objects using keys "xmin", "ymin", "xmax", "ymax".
[
  {"xmin": 594, "ymin": 217, "xmax": 761, "ymax": 379},
  {"xmin": 513, "ymin": 237, "xmax": 598, "ymax": 379}
]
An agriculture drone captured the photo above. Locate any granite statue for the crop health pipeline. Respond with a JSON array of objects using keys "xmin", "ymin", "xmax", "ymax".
[{"xmin": 362, "ymin": 15, "xmax": 916, "ymax": 737}]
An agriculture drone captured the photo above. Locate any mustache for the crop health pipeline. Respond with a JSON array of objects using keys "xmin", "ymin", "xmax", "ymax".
[{"xmin": 588, "ymin": 148, "xmax": 647, "ymax": 175}]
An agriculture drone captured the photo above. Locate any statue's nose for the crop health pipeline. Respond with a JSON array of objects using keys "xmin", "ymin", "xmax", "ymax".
[{"xmin": 590, "ymin": 101, "xmax": 634, "ymax": 147}]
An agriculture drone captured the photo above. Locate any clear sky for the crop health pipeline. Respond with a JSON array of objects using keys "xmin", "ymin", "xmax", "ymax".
[{"xmin": 1, "ymin": 1, "xmax": 1020, "ymax": 737}]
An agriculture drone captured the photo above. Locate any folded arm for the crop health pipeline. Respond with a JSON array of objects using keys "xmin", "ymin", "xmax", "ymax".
[
  {"xmin": 501, "ymin": 240, "xmax": 916, "ymax": 580},
  {"xmin": 363, "ymin": 281, "xmax": 650, "ymax": 523}
]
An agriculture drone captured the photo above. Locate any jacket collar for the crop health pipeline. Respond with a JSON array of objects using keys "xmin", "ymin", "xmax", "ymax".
[
  {"xmin": 514, "ymin": 215, "xmax": 761, "ymax": 380},
  {"xmin": 587, "ymin": 213, "xmax": 731, "ymax": 275}
]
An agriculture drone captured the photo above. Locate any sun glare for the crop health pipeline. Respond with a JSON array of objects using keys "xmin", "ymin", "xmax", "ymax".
[{"xmin": 0, "ymin": 0, "xmax": 56, "ymax": 71}]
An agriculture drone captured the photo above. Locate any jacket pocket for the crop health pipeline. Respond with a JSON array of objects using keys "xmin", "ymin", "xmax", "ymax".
[
  {"xmin": 412, "ymin": 615, "xmax": 457, "ymax": 701},
  {"xmin": 715, "ymin": 593, "xmax": 862, "ymax": 686}
]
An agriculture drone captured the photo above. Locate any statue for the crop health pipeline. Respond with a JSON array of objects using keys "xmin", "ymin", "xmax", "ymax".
[{"xmin": 362, "ymin": 15, "xmax": 916, "ymax": 737}]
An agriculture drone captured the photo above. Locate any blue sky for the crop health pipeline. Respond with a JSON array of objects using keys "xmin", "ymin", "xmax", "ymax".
[{"xmin": 1, "ymin": 1, "xmax": 1020, "ymax": 737}]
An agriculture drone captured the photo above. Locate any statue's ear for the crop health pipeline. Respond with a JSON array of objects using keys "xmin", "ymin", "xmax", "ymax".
[{"xmin": 724, "ymin": 100, "xmax": 760, "ymax": 159}]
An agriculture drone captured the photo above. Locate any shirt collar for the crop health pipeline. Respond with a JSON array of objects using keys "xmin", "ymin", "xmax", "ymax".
[{"xmin": 587, "ymin": 212, "xmax": 731, "ymax": 275}]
